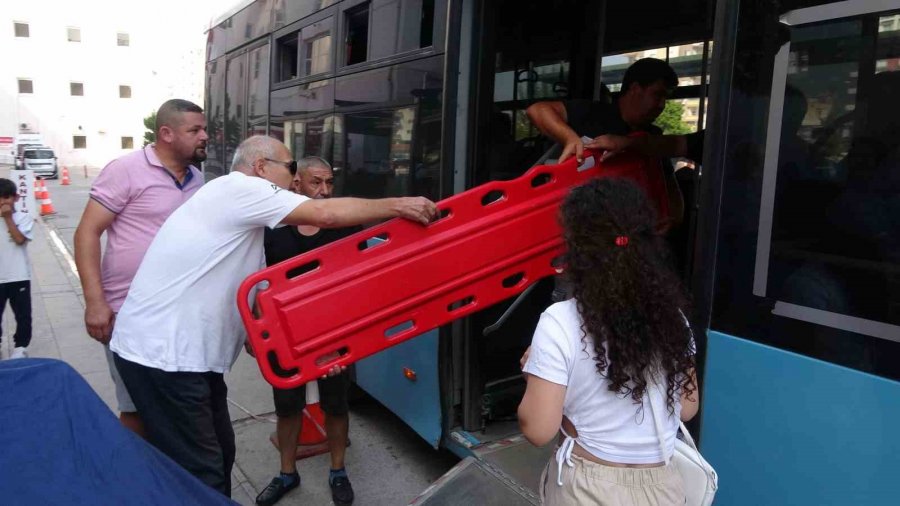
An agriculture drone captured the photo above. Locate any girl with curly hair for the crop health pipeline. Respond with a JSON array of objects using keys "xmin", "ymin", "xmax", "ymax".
[{"xmin": 518, "ymin": 177, "xmax": 699, "ymax": 505}]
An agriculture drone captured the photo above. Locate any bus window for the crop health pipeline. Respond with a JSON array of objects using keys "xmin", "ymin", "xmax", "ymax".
[
  {"xmin": 344, "ymin": 3, "xmax": 370, "ymax": 66},
  {"xmin": 337, "ymin": 108, "xmax": 414, "ymax": 199},
  {"xmin": 370, "ymin": 0, "xmax": 436, "ymax": 59},
  {"xmin": 284, "ymin": 116, "xmax": 336, "ymax": 161},
  {"xmin": 274, "ymin": 11, "xmax": 336, "ymax": 84},
  {"xmin": 273, "ymin": 0, "xmax": 338, "ymax": 31},
  {"xmin": 225, "ymin": 53, "xmax": 247, "ymax": 167},
  {"xmin": 300, "ymin": 17, "xmax": 335, "ymax": 78},
  {"xmin": 493, "ymin": 62, "xmax": 570, "ymax": 105},
  {"xmin": 332, "ymin": 56, "xmax": 443, "ymax": 201},
  {"xmin": 471, "ymin": 0, "xmax": 601, "ymax": 186},
  {"xmin": 205, "ymin": 58, "xmax": 227, "ymax": 180},
  {"xmin": 713, "ymin": 3, "xmax": 900, "ymax": 379},
  {"xmin": 600, "ymin": 41, "xmax": 711, "ymax": 135},
  {"xmin": 276, "ymin": 32, "xmax": 300, "ymax": 81},
  {"xmin": 248, "ymin": 44, "xmax": 269, "ymax": 127}
]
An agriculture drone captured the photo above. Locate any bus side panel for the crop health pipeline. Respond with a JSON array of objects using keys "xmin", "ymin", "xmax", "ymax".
[
  {"xmin": 701, "ymin": 330, "xmax": 900, "ymax": 505},
  {"xmin": 355, "ymin": 329, "xmax": 442, "ymax": 448}
]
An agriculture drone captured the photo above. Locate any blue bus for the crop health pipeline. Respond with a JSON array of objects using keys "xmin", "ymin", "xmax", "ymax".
[{"xmin": 206, "ymin": 0, "xmax": 900, "ymax": 503}]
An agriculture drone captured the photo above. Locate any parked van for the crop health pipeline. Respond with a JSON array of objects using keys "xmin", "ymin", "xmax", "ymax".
[
  {"xmin": 21, "ymin": 146, "xmax": 58, "ymax": 179},
  {"xmin": 14, "ymin": 133, "xmax": 44, "ymax": 169}
]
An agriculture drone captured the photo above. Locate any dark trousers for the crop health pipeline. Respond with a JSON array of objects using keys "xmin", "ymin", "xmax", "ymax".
[
  {"xmin": 0, "ymin": 280, "xmax": 32, "ymax": 348},
  {"xmin": 113, "ymin": 353, "xmax": 235, "ymax": 497}
]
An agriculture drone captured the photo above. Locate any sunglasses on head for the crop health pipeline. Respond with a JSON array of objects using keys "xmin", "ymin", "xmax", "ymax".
[{"xmin": 264, "ymin": 158, "xmax": 298, "ymax": 176}]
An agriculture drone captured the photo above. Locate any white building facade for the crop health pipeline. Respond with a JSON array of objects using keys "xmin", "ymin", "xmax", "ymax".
[{"xmin": 0, "ymin": 1, "xmax": 207, "ymax": 168}]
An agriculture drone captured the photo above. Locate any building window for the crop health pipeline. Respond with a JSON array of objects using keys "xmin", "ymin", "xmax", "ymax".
[
  {"xmin": 14, "ymin": 22, "xmax": 29, "ymax": 38},
  {"xmin": 67, "ymin": 27, "xmax": 81, "ymax": 42},
  {"xmin": 73, "ymin": 136, "xmax": 87, "ymax": 149},
  {"xmin": 117, "ymin": 32, "xmax": 129, "ymax": 46},
  {"xmin": 70, "ymin": 82, "xmax": 84, "ymax": 96},
  {"xmin": 121, "ymin": 137, "xmax": 134, "ymax": 149},
  {"xmin": 119, "ymin": 85, "xmax": 132, "ymax": 98},
  {"xmin": 345, "ymin": 3, "xmax": 370, "ymax": 66},
  {"xmin": 18, "ymin": 79, "xmax": 33, "ymax": 94}
]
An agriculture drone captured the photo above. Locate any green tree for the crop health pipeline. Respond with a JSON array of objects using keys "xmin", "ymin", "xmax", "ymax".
[
  {"xmin": 143, "ymin": 111, "xmax": 156, "ymax": 146},
  {"xmin": 653, "ymin": 100, "xmax": 693, "ymax": 135}
]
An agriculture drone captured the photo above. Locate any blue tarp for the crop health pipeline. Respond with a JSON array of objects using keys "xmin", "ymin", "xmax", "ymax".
[{"xmin": 0, "ymin": 358, "xmax": 235, "ymax": 505}]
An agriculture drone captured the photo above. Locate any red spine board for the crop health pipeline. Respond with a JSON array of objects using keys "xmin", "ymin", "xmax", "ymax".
[{"xmin": 237, "ymin": 149, "xmax": 665, "ymax": 388}]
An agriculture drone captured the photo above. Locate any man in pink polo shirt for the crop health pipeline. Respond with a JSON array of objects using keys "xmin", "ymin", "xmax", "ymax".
[{"xmin": 74, "ymin": 99, "xmax": 207, "ymax": 436}]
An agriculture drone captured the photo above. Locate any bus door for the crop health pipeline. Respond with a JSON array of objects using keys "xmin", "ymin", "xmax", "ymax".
[
  {"xmin": 426, "ymin": 0, "xmax": 714, "ymax": 501},
  {"xmin": 696, "ymin": 0, "xmax": 900, "ymax": 503},
  {"xmin": 454, "ymin": 0, "xmax": 714, "ymax": 439},
  {"xmin": 451, "ymin": 0, "xmax": 603, "ymax": 447}
]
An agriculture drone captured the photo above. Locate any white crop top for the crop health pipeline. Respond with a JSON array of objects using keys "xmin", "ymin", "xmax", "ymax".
[{"xmin": 522, "ymin": 299, "xmax": 690, "ymax": 482}]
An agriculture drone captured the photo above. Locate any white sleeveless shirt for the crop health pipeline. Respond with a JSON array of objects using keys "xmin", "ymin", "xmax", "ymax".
[{"xmin": 522, "ymin": 299, "xmax": 690, "ymax": 483}]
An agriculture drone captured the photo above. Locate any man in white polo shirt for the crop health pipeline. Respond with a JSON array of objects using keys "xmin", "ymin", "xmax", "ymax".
[{"xmin": 109, "ymin": 135, "xmax": 437, "ymax": 497}]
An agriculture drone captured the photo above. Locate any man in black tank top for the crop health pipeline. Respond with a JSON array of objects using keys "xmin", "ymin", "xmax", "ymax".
[{"xmin": 256, "ymin": 157, "xmax": 360, "ymax": 506}]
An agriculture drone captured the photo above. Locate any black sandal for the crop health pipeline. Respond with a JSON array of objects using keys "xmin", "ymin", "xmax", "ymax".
[{"xmin": 255, "ymin": 473, "xmax": 300, "ymax": 506}]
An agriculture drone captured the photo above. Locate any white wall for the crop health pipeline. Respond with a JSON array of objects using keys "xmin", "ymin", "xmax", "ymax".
[{"xmin": 0, "ymin": 1, "xmax": 213, "ymax": 167}]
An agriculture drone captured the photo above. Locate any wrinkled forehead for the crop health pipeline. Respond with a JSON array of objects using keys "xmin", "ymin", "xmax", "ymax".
[{"xmin": 301, "ymin": 165, "xmax": 334, "ymax": 179}]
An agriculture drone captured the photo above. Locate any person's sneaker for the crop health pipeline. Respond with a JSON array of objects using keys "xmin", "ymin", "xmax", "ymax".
[
  {"xmin": 255, "ymin": 473, "xmax": 300, "ymax": 506},
  {"xmin": 330, "ymin": 475, "xmax": 354, "ymax": 505},
  {"xmin": 10, "ymin": 347, "xmax": 28, "ymax": 359}
]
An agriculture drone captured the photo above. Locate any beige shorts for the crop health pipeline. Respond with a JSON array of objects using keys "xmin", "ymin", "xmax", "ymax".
[
  {"xmin": 104, "ymin": 345, "xmax": 136, "ymax": 413},
  {"xmin": 540, "ymin": 454, "xmax": 685, "ymax": 506}
]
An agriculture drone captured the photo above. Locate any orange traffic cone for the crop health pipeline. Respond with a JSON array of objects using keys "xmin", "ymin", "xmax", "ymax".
[
  {"xmin": 299, "ymin": 408, "xmax": 327, "ymax": 444},
  {"xmin": 61, "ymin": 166, "xmax": 71, "ymax": 185},
  {"xmin": 37, "ymin": 179, "xmax": 48, "ymax": 200},
  {"xmin": 40, "ymin": 184, "xmax": 56, "ymax": 215},
  {"xmin": 34, "ymin": 178, "xmax": 41, "ymax": 199},
  {"xmin": 268, "ymin": 380, "xmax": 331, "ymax": 460},
  {"xmin": 295, "ymin": 381, "xmax": 330, "ymax": 458}
]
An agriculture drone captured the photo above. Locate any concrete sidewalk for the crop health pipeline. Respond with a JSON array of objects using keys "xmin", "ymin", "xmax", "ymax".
[
  {"xmin": 2, "ymin": 214, "xmax": 457, "ymax": 505},
  {"xmin": 0, "ymin": 215, "xmax": 113, "ymax": 402}
]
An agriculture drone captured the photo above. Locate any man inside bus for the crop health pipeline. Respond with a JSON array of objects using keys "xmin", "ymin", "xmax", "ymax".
[
  {"xmin": 526, "ymin": 57, "xmax": 704, "ymax": 229},
  {"xmin": 254, "ymin": 156, "xmax": 359, "ymax": 506}
]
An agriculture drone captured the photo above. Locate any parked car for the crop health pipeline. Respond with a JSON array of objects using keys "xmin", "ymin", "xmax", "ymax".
[
  {"xmin": 20, "ymin": 146, "xmax": 58, "ymax": 179},
  {"xmin": 13, "ymin": 133, "xmax": 44, "ymax": 169}
]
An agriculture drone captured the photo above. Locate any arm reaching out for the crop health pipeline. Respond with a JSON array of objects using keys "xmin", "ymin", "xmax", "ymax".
[
  {"xmin": 585, "ymin": 134, "xmax": 690, "ymax": 160},
  {"xmin": 281, "ymin": 196, "xmax": 438, "ymax": 228},
  {"xmin": 526, "ymin": 101, "xmax": 585, "ymax": 163}
]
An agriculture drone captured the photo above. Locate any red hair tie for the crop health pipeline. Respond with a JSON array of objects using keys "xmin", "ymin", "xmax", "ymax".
[{"xmin": 615, "ymin": 235, "xmax": 629, "ymax": 247}]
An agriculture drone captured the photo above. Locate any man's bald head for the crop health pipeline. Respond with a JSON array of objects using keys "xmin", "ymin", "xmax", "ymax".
[
  {"xmin": 231, "ymin": 136, "xmax": 298, "ymax": 189},
  {"xmin": 231, "ymin": 135, "xmax": 290, "ymax": 175},
  {"xmin": 155, "ymin": 99, "xmax": 204, "ymax": 134}
]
